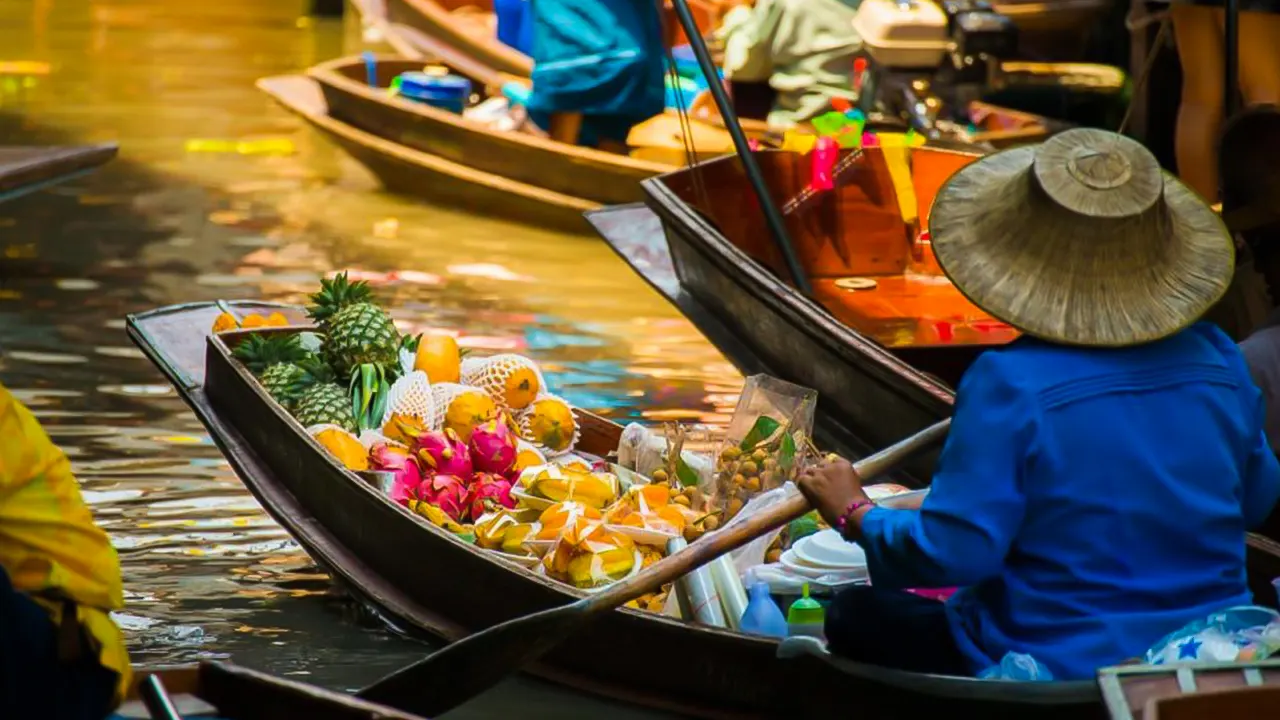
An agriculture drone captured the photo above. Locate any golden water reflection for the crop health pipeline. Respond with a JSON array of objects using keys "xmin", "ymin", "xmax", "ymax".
[{"xmin": 1, "ymin": 0, "xmax": 738, "ymax": 714}]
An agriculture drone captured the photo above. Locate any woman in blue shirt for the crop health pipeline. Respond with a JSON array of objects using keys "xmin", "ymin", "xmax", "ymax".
[{"xmin": 799, "ymin": 128, "xmax": 1280, "ymax": 680}]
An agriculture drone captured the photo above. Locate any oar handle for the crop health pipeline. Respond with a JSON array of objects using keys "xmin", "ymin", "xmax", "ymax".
[
  {"xmin": 139, "ymin": 675, "xmax": 184, "ymax": 720},
  {"xmin": 587, "ymin": 418, "xmax": 953, "ymax": 613}
]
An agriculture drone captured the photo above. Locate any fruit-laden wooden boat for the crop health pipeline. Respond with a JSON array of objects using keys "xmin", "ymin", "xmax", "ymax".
[
  {"xmin": 256, "ymin": 74, "xmax": 597, "ymax": 233},
  {"xmin": 128, "ymin": 300, "xmax": 1280, "ymax": 719},
  {"xmin": 0, "ymin": 144, "xmax": 118, "ymax": 204},
  {"xmin": 591, "ymin": 146, "xmax": 1280, "ymax": 543},
  {"xmin": 272, "ymin": 53, "xmax": 1060, "ymax": 232},
  {"xmin": 1097, "ymin": 660, "xmax": 1280, "ymax": 720},
  {"xmin": 115, "ymin": 661, "xmax": 427, "ymax": 718}
]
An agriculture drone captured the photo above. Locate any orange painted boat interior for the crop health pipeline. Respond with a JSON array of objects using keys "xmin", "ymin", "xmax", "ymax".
[{"xmin": 659, "ymin": 147, "xmax": 1021, "ymax": 371}]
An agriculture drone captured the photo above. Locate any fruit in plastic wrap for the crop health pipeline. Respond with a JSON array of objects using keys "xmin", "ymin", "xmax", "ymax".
[
  {"xmin": 414, "ymin": 428, "xmax": 474, "ymax": 479},
  {"xmin": 417, "ymin": 474, "xmax": 470, "ymax": 523},
  {"xmin": 380, "ymin": 370, "xmax": 435, "ymax": 429},
  {"xmin": 311, "ymin": 427, "xmax": 369, "ymax": 471},
  {"xmin": 414, "ymin": 332, "xmax": 461, "ymax": 383},
  {"xmin": 518, "ymin": 394, "xmax": 577, "ymax": 453},
  {"xmin": 524, "ymin": 465, "xmax": 618, "ymax": 509},
  {"xmin": 460, "ymin": 353, "xmax": 543, "ymax": 411},
  {"xmin": 535, "ymin": 501, "xmax": 602, "ymax": 540},
  {"xmin": 468, "ymin": 473, "xmax": 516, "ymax": 519},
  {"xmin": 513, "ymin": 439, "xmax": 547, "ymax": 475},
  {"xmin": 542, "ymin": 518, "xmax": 637, "ymax": 588},
  {"xmin": 432, "ymin": 383, "xmax": 499, "ymax": 442},
  {"xmin": 474, "ymin": 509, "xmax": 527, "ymax": 552},
  {"xmin": 605, "ymin": 484, "xmax": 687, "ymax": 536},
  {"xmin": 469, "ymin": 414, "xmax": 518, "ymax": 476},
  {"xmin": 371, "ymin": 442, "xmax": 423, "ymax": 505}
]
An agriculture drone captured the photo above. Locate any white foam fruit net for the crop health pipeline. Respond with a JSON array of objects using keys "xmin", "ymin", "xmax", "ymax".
[
  {"xmin": 380, "ymin": 370, "xmax": 436, "ymax": 428},
  {"xmin": 516, "ymin": 392, "xmax": 581, "ymax": 457},
  {"xmin": 460, "ymin": 353, "xmax": 548, "ymax": 413},
  {"xmin": 427, "ymin": 382, "xmax": 492, "ymax": 432}
]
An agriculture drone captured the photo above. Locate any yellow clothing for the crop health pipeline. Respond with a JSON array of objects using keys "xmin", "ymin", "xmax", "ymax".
[{"xmin": 0, "ymin": 383, "xmax": 131, "ymax": 703}]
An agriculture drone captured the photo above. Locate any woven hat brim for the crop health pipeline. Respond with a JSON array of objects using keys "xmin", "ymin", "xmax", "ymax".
[{"xmin": 928, "ymin": 146, "xmax": 1235, "ymax": 347}]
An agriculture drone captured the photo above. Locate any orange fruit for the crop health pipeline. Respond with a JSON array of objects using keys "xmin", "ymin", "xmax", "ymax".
[
  {"xmin": 503, "ymin": 367, "xmax": 540, "ymax": 410},
  {"xmin": 241, "ymin": 314, "xmax": 269, "ymax": 329},
  {"xmin": 414, "ymin": 333, "xmax": 461, "ymax": 384},
  {"xmin": 211, "ymin": 312, "xmax": 239, "ymax": 333},
  {"xmin": 443, "ymin": 391, "xmax": 497, "ymax": 443},
  {"xmin": 266, "ymin": 312, "xmax": 289, "ymax": 326},
  {"xmin": 522, "ymin": 396, "xmax": 576, "ymax": 452}
]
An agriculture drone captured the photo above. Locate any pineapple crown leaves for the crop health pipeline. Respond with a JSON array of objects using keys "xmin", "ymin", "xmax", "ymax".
[
  {"xmin": 297, "ymin": 355, "xmax": 337, "ymax": 386},
  {"xmin": 306, "ymin": 271, "xmax": 375, "ymax": 326},
  {"xmin": 233, "ymin": 333, "xmax": 309, "ymax": 375},
  {"xmin": 349, "ymin": 363, "xmax": 391, "ymax": 432}
]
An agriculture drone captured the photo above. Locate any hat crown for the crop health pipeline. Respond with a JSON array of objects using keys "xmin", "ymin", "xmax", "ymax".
[{"xmin": 1032, "ymin": 128, "xmax": 1163, "ymax": 219}]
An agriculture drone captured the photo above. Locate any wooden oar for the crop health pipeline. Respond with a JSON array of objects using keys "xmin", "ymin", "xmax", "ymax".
[
  {"xmin": 138, "ymin": 675, "xmax": 183, "ymax": 720},
  {"xmin": 357, "ymin": 418, "xmax": 952, "ymax": 716}
]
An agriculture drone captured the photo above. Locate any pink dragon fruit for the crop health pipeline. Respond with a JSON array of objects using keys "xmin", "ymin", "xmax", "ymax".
[
  {"xmin": 370, "ymin": 443, "xmax": 423, "ymax": 507},
  {"xmin": 469, "ymin": 414, "xmax": 518, "ymax": 476},
  {"xmin": 418, "ymin": 473, "xmax": 470, "ymax": 522},
  {"xmin": 414, "ymin": 428, "xmax": 473, "ymax": 478},
  {"xmin": 467, "ymin": 473, "xmax": 515, "ymax": 520}
]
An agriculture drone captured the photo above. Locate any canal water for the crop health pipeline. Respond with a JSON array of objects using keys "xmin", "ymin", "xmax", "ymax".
[{"xmin": 0, "ymin": 1, "xmax": 740, "ymax": 716}]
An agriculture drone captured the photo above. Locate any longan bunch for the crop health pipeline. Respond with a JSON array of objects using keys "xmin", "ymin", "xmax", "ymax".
[{"xmin": 715, "ymin": 445, "xmax": 786, "ymax": 523}]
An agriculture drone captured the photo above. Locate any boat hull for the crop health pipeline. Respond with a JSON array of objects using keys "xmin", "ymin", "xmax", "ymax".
[{"xmin": 127, "ymin": 302, "xmax": 1280, "ymax": 719}]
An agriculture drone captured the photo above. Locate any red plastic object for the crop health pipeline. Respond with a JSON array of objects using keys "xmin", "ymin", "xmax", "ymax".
[
  {"xmin": 934, "ymin": 321, "xmax": 954, "ymax": 343},
  {"xmin": 862, "ymin": 132, "xmax": 879, "ymax": 148},
  {"xmin": 830, "ymin": 96, "xmax": 852, "ymax": 113},
  {"xmin": 811, "ymin": 136, "xmax": 838, "ymax": 191},
  {"xmin": 747, "ymin": 138, "xmax": 762, "ymax": 151}
]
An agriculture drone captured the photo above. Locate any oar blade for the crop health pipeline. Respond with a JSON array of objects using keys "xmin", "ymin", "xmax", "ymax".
[{"xmin": 358, "ymin": 599, "xmax": 591, "ymax": 716}]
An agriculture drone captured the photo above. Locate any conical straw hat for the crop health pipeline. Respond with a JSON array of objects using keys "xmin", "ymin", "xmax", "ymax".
[{"xmin": 928, "ymin": 128, "xmax": 1235, "ymax": 347}]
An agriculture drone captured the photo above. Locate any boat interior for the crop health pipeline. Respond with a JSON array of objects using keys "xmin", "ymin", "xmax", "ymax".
[{"xmin": 653, "ymin": 147, "xmax": 1022, "ymax": 388}]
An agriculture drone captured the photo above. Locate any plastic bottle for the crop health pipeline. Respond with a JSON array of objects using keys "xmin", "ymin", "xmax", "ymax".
[
  {"xmin": 786, "ymin": 583, "xmax": 826, "ymax": 640},
  {"xmin": 739, "ymin": 571, "xmax": 787, "ymax": 638}
]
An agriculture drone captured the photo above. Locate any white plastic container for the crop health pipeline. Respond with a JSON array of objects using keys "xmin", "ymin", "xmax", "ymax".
[{"xmin": 852, "ymin": 0, "xmax": 951, "ymax": 69}]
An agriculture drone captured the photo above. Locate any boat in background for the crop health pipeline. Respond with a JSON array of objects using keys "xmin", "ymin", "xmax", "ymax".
[
  {"xmin": 127, "ymin": 299, "xmax": 1280, "ymax": 719},
  {"xmin": 114, "ymin": 661, "xmax": 426, "ymax": 719},
  {"xmin": 1098, "ymin": 660, "xmax": 1280, "ymax": 720},
  {"xmin": 0, "ymin": 144, "xmax": 117, "ymax": 204}
]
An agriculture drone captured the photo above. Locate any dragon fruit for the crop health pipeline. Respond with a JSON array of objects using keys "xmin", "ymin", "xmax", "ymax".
[
  {"xmin": 469, "ymin": 414, "xmax": 518, "ymax": 476},
  {"xmin": 415, "ymin": 428, "xmax": 473, "ymax": 478},
  {"xmin": 418, "ymin": 474, "xmax": 470, "ymax": 522},
  {"xmin": 468, "ymin": 473, "xmax": 516, "ymax": 520},
  {"xmin": 370, "ymin": 443, "xmax": 423, "ymax": 506}
]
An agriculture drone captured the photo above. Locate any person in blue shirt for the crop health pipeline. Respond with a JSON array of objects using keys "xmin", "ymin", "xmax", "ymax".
[{"xmin": 798, "ymin": 127, "xmax": 1280, "ymax": 680}]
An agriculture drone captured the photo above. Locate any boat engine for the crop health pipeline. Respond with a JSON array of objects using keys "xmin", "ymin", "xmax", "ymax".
[{"xmin": 851, "ymin": 0, "xmax": 1018, "ymax": 138}]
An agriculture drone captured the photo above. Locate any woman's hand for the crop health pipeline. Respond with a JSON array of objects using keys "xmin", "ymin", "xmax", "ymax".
[{"xmin": 797, "ymin": 456, "xmax": 871, "ymax": 528}]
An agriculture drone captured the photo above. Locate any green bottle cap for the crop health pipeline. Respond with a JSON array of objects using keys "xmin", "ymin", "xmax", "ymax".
[{"xmin": 787, "ymin": 583, "xmax": 824, "ymax": 625}]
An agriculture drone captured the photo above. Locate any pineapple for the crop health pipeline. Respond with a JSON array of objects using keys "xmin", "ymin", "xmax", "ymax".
[
  {"xmin": 294, "ymin": 382, "xmax": 357, "ymax": 433},
  {"xmin": 233, "ymin": 334, "xmax": 312, "ymax": 411},
  {"xmin": 306, "ymin": 272, "xmax": 400, "ymax": 375}
]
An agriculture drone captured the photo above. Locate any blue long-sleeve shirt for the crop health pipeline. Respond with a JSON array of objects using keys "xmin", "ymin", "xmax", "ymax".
[{"xmin": 859, "ymin": 322, "xmax": 1280, "ymax": 680}]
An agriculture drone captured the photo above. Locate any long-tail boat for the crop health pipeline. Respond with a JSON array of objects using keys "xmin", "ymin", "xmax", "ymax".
[
  {"xmin": 261, "ymin": 54, "xmax": 1059, "ymax": 232},
  {"xmin": 589, "ymin": 145, "xmax": 1280, "ymax": 543},
  {"xmin": 127, "ymin": 299, "xmax": 1280, "ymax": 719},
  {"xmin": 113, "ymin": 661, "xmax": 426, "ymax": 718}
]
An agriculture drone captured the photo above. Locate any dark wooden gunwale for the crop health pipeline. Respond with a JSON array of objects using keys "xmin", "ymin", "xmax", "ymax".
[
  {"xmin": 255, "ymin": 75, "xmax": 596, "ymax": 233},
  {"xmin": 309, "ymin": 55, "xmax": 669, "ymax": 207},
  {"xmin": 127, "ymin": 661, "xmax": 429, "ymax": 719},
  {"xmin": 128, "ymin": 301, "xmax": 1280, "ymax": 719}
]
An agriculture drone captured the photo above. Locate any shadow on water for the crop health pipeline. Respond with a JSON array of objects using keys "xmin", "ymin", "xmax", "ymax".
[{"xmin": 0, "ymin": 0, "xmax": 741, "ymax": 716}]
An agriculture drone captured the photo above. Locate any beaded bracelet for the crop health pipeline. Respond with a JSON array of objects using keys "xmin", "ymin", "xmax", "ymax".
[{"xmin": 835, "ymin": 499, "xmax": 875, "ymax": 540}]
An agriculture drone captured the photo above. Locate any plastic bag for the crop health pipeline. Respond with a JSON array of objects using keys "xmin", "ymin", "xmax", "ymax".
[
  {"xmin": 713, "ymin": 375, "xmax": 817, "ymax": 524},
  {"xmin": 615, "ymin": 422, "xmax": 716, "ymax": 494},
  {"xmin": 1143, "ymin": 606, "xmax": 1280, "ymax": 665},
  {"xmin": 726, "ymin": 481, "xmax": 804, "ymax": 576},
  {"xmin": 978, "ymin": 652, "xmax": 1054, "ymax": 681}
]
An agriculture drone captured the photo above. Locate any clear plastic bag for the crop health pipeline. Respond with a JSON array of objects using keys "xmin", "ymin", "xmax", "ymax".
[
  {"xmin": 1143, "ymin": 606, "xmax": 1280, "ymax": 665},
  {"xmin": 725, "ymin": 481, "xmax": 804, "ymax": 576},
  {"xmin": 978, "ymin": 652, "xmax": 1054, "ymax": 681},
  {"xmin": 712, "ymin": 375, "xmax": 817, "ymax": 524},
  {"xmin": 615, "ymin": 422, "xmax": 716, "ymax": 496}
]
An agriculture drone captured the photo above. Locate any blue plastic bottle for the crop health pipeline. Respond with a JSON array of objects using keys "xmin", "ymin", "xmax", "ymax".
[{"xmin": 740, "ymin": 577, "xmax": 788, "ymax": 638}]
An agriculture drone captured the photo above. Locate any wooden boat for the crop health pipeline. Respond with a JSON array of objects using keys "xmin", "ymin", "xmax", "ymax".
[
  {"xmin": 591, "ymin": 147, "xmax": 1280, "ymax": 543},
  {"xmin": 275, "ymin": 52, "xmax": 1059, "ymax": 232},
  {"xmin": 127, "ymin": 299, "xmax": 1280, "ymax": 719},
  {"xmin": 115, "ymin": 661, "xmax": 426, "ymax": 718},
  {"xmin": 1098, "ymin": 660, "xmax": 1280, "ymax": 720},
  {"xmin": 0, "ymin": 144, "xmax": 117, "ymax": 204},
  {"xmin": 257, "ymin": 74, "xmax": 597, "ymax": 233}
]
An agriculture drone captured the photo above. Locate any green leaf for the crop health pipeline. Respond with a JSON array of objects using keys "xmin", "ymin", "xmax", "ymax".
[
  {"xmin": 788, "ymin": 512, "xmax": 820, "ymax": 542},
  {"xmin": 675, "ymin": 456, "xmax": 700, "ymax": 488},
  {"xmin": 779, "ymin": 431, "xmax": 797, "ymax": 470},
  {"xmin": 739, "ymin": 416, "xmax": 781, "ymax": 451}
]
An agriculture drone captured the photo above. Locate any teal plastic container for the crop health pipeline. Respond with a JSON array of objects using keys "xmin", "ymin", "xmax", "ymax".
[{"xmin": 396, "ymin": 72, "xmax": 472, "ymax": 115}]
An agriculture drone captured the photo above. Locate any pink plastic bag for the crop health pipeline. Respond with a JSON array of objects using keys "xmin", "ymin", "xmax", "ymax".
[{"xmin": 906, "ymin": 587, "xmax": 958, "ymax": 602}]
